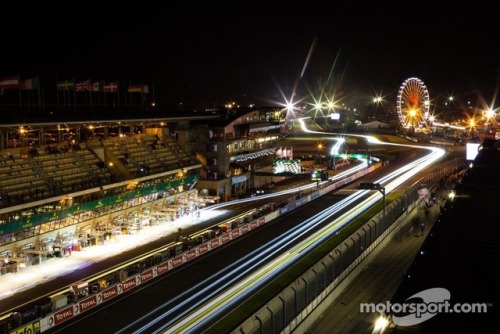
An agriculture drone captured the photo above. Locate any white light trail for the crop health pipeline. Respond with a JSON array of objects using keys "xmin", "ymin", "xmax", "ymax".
[{"xmin": 153, "ymin": 120, "xmax": 445, "ymax": 333}]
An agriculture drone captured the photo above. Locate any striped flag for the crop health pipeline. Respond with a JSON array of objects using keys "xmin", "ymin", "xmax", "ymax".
[
  {"xmin": 0, "ymin": 75, "xmax": 20, "ymax": 89},
  {"xmin": 128, "ymin": 85, "xmax": 142, "ymax": 93},
  {"xmin": 75, "ymin": 79, "xmax": 92, "ymax": 92},
  {"xmin": 20, "ymin": 76, "xmax": 40, "ymax": 90},
  {"xmin": 128, "ymin": 84, "xmax": 149, "ymax": 94},
  {"xmin": 92, "ymin": 81, "xmax": 103, "ymax": 92}
]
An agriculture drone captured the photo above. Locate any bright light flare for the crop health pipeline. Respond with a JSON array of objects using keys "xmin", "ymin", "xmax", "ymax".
[
  {"xmin": 485, "ymin": 108, "xmax": 495, "ymax": 119},
  {"xmin": 313, "ymin": 102, "xmax": 323, "ymax": 111},
  {"xmin": 374, "ymin": 315, "xmax": 389, "ymax": 331},
  {"xmin": 326, "ymin": 101, "xmax": 335, "ymax": 110},
  {"xmin": 448, "ymin": 190, "xmax": 456, "ymax": 200}
]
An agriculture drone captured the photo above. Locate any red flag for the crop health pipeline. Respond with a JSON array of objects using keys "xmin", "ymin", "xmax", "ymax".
[{"xmin": 104, "ymin": 81, "xmax": 118, "ymax": 93}]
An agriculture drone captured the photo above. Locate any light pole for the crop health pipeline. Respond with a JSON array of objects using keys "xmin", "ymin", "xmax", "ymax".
[
  {"xmin": 483, "ymin": 108, "xmax": 495, "ymax": 136},
  {"xmin": 317, "ymin": 143, "xmax": 323, "ymax": 165}
]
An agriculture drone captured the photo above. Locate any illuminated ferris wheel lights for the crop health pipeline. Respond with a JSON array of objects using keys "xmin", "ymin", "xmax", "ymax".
[{"xmin": 396, "ymin": 77, "xmax": 430, "ymax": 129}]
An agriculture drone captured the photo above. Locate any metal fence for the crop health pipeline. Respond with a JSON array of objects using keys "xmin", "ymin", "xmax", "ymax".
[{"xmin": 233, "ymin": 158, "xmax": 463, "ymax": 334}]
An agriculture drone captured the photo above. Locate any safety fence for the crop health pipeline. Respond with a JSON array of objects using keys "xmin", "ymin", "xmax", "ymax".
[{"xmin": 233, "ymin": 158, "xmax": 463, "ymax": 334}]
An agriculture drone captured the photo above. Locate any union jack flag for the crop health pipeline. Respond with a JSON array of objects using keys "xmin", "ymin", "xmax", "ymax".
[{"xmin": 75, "ymin": 79, "xmax": 92, "ymax": 92}]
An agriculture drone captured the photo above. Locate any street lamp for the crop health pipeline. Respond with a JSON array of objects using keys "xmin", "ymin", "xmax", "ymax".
[
  {"xmin": 448, "ymin": 190, "xmax": 456, "ymax": 201},
  {"xmin": 484, "ymin": 108, "xmax": 495, "ymax": 134},
  {"xmin": 317, "ymin": 143, "xmax": 324, "ymax": 164},
  {"xmin": 373, "ymin": 314, "xmax": 389, "ymax": 333},
  {"xmin": 359, "ymin": 182, "xmax": 386, "ymax": 216},
  {"xmin": 19, "ymin": 127, "xmax": 27, "ymax": 147}
]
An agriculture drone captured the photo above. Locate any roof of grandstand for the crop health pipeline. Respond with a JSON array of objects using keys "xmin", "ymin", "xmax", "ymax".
[{"xmin": 0, "ymin": 106, "xmax": 218, "ymax": 127}]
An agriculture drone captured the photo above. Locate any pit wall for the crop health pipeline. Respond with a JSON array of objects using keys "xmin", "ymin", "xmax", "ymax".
[{"xmin": 33, "ymin": 163, "xmax": 384, "ymax": 333}]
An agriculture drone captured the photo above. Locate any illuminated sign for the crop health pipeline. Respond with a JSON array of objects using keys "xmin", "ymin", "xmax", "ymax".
[
  {"xmin": 466, "ymin": 143, "xmax": 480, "ymax": 161},
  {"xmin": 272, "ymin": 158, "xmax": 301, "ymax": 174}
]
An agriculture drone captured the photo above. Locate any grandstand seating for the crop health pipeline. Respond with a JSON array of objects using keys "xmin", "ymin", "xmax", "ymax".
[{"xmin": 0, "ymin": 135, "xmax": 197, "ymax": 208}]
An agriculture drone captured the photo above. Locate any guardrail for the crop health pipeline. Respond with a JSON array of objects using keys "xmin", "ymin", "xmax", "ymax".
[{"xmin": 234, "ymin": 158, "xmax": 463, "ymax": 334}]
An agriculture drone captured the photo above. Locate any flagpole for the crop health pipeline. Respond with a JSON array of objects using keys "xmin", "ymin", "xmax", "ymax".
[
  {"xmin": 104, "ymin": 80, "xmax": 107, "ymax": 107},
  {"xmin": 90, "ymin": 79, "xmax": 93, "ymax": 107},
  {"xmin": 117, "ymin": 80, "xmax": 121, "ymax": 107},
  {"xmin": 141, "ymin": 81, "xmax": 144, "ymax": 106},
  {"xmin": 73, "ymin": 78, "xmax": 76, "ymax": 108},
  {"xmin": 123, "ymin": 81, "xmax": 127, "ymax": 107},
  {"xmin": 152, "ymin": 81, "xmax": 155, "ymax": 104},
  {"xmin": 18, "ymin": 75, "xmax": 22, "ymax": 108},
  {"xmin": 37, "ymin": 76, "xmax": 41, "ymax": 108},
  {"xmin": 55, "ymin": 69, "xmax": 59, "ymax": 107}
]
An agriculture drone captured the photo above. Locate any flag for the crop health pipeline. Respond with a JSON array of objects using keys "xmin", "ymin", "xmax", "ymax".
[
  {"xmin": 20, "ymin": 76, "xmax": 40, "ymax": 90},
  {"xmin": 103, "ymin": 81, "xmax": 118, "ymax": 93},
  {"xmin": 57, "ymin": 79, "xmax": 75, "ymax": 91},
  {"xmin": 0, "ymin": 75, "xmax": 20, "ymax": 89},
  {"xmin": 75, "ymin": 79, "xmax": 92, "ymax": 92},
  {"xmin": 127, "ymin": 85, "xmax": 142, "ymax": 93},
  {"xmin": 92, "ymin": 81, "xmax": 103, "ymax": 92}
]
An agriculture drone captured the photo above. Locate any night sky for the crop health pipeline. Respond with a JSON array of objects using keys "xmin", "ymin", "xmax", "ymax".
[{"xmin": 1, "ymin": 1, "xmax": 499, "ymax": 111}]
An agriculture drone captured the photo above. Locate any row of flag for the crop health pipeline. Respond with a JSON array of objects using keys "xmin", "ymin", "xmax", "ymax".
[
  {"xmin": 0, "ymin": 75, "xmax": 150, "ymax": 94},
  {"xmin": 0, "ymin": 76, "xmax": 40, "ymax": 90},
  {"xmin": 276, "ymin": 147, "xmax": 293, "ymax": 159}
]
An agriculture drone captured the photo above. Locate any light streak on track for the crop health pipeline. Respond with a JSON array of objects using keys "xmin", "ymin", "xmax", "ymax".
[{"xmin": 130, "ymin": 120, "xmax": 445, "ymax": 333}]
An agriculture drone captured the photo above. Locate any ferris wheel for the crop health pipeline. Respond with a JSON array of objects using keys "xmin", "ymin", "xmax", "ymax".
[{"xmin": 396, "ymin": 77, "xmax": 430, "ymax": 129}]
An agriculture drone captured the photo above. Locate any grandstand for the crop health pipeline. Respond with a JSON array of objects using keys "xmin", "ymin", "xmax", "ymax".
[
  {"xmin": 0, "ymin": 134, "xmax": 197, "ymax": 207},
  {"xmin": 0, "ymin": 122, "xmax": 202, "ymax": 272}
]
